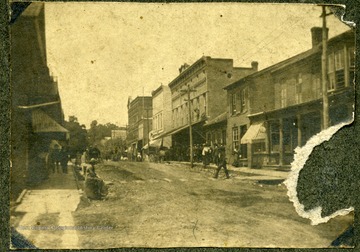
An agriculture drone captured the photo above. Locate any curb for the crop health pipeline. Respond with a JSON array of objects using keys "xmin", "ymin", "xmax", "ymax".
[{"xmin": 15, "ymin": 189, "xmax": 27, "ymax": 204}]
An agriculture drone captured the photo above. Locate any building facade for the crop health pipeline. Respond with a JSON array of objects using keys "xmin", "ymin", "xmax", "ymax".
[
  {"xmin": 126, "ymin": 96, "xmax": 153, "ymax": 159},
  {"xmin": 148, "ymin": 85, "xmax": 172, "ymax": 148},
  {"xmin": 10, "ymin": 3, "xmax": 68, "ymax": 199},
  {"xmin": 167, "ymin": 56, "xmax": 257, "ymax": 159},
  {"xmin": 225, "ymin": 28, "xmax": 355, "ymax": 168},
  {"xmin": 111, "ymin": 127, "xmax": 127, "ymax": 140}
]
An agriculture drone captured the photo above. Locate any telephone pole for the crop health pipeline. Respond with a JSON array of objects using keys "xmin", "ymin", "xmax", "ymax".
[
  {"xmin": 321, "ymin": 5, "xmax": 331, "ymax": 129},
  {"xmin": 181, "ymin": 84, "xmax": 196, "ymax": 167}
]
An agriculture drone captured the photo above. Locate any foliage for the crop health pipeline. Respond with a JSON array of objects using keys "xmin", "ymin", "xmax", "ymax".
[
  {"xmin": 87, "ymin": 120, "xmax": 122, "ymax": 147},
  {"xmin": 64, "ymin": 116, "xmax": 87, "ymax": 157}
]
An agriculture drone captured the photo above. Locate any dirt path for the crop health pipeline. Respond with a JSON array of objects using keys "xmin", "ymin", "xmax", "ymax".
[{"xmin": 72, "ymin": 161, "xmax": 353, "ymax": 248}]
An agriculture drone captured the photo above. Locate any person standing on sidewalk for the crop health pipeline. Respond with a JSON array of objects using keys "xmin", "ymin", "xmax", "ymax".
[
  {"xmin": 60, "ymin": 147, "xmax": 68, "ymax": 174},
  {"xmin": 213, "ymin": 145, "xmax": 230, "ymax": 179}
]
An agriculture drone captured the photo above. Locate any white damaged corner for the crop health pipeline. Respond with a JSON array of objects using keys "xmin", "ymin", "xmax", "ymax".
[
  {"xmin": 284, "ymin": 118, "xmax": 354, "ymax": 225},
  {"xmin": 329, "ymin": 4, "xmax": 356, "ymax": 28}
]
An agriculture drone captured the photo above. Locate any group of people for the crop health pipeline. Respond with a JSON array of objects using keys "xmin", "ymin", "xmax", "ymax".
[{"xmin": 47, "ymin": 145, "xmax": 69, "ymax": 174}]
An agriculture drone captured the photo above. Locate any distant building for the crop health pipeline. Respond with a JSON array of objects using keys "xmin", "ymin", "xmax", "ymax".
[
  {"xmin": 167, "ymin": 56, "xmax": 258, "ymax": 155},
  {"xmin": 10, "ymin": 3, "xmax": 68, "ymax": 198},
  {"xmin": 126, "ymin": 96, "xmax": 152, "ymax": 159},
  {"xmin": 224, "ymin": 28, "xmax": 355, "ymax": 168},
  {"xmin": 111, "ymin": 127, "xmax": 127, "ymax": 140},
  {"xmin": 147, "ymin": 85, "xmax": 172, "ymax": 148}
]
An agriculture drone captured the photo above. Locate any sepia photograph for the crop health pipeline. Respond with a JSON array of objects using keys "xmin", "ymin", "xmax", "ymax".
[{"xmin": 9, "ymin": 1, "xmax": 355, "ymax": 249}]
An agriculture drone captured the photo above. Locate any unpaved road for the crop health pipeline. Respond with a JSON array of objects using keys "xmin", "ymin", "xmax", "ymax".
[{"xmin": 72, "ymin": 161, "xmax": 353, "ymax": 248}]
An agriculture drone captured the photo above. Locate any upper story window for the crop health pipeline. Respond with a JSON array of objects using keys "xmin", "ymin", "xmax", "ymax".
[
  {"xmin": 349, "ymin": 46, "xmax": 355, "ymax": 86},
  {"xmin": 231, "ymin": 87, "xmax": 248, "ymax": 115},
  {"xmin": 280, "ymin": 80, "xmax": 287, "ymax": 108},
  {"xmin": 328, "ymin": 49, "xmax": 345, "ymax": 90},
  {"xmin": 240, "ymin": 87, "xmax": 248, "ymax": 113},
  {"xmin": 295, "ymin": 73, "xmax": 302, "ymax": 104},
  {"xmin": 312, "ymin": 76, "xmax": 322, "ymax": 99},
  {"xmin": 231, "ymin": 93, "xmax": 237, "ymax": 115}
]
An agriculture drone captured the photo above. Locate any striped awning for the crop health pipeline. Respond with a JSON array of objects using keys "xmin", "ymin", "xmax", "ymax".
[{"xmin": 241, "ymin": 123, "xmax": 266, "ymax": 144}]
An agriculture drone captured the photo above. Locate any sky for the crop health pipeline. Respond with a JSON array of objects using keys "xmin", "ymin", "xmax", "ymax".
[{"xmin": 44, "ymin": 2, "xmax": 351, "ymax": 128}]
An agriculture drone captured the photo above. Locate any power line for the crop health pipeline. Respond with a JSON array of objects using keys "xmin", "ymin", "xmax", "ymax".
[{"xmin": 240, "ymin": 17, "xmax": 304, "ymax": 64}]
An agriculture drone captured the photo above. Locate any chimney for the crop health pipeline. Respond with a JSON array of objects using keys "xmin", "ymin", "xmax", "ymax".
[
  {"xmin": 179, "ymin": 63, "xmax": 190, "ymax": 74},
  {"xmin": 251, "ymin": 61, "xmax": 258, "ymax": 71},
  {"xmin": 311, "ymin": 27, "xmax": 328, "ymax": 48}
]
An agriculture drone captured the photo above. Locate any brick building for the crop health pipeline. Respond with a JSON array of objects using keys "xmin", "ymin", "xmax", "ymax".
[
  {"xmin": 225, "ymin": 28, "xmax": 355, "ymax": 168},
  {"xmin": 126, "ymin": 96, "xmax": 152, "ymax": 159},
  {"xmin": 10, "ymin": 3, "xmax": 68, "ymax": 198},
  {"xmin": 167, "ymin": 56, "xmax": 257, "ymax": 159}
]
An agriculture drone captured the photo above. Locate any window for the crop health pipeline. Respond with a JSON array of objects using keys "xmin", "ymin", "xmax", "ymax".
[
  {"xmin": 253, "ymin": 142, "xmax": 266, "ymax": 153},
  {"xmin": 240, "ymin": 87, "xmax": 248, "ymax": 113},
  {"xmin": 335, "ymin": 50, "xmax": 345, "ymax": 88},
  {"xmin": 283, "ymin": 117, "xmax": 298, "ymax": 152},
  {"xmin": 239, "ymin": 125, "xmax": 247, "ymax": 158},
  {"xmin": 270, "ymin": 120, "xmax": 280, "ymax": 152},
  {"xmin": 328, "ymin": 50, "xmax": 345, "ymax": 90},
  {"xmin": 313, "ymin": 76, "xmax": 322, "ymax": 99},
  {"xmin": 280, "ymin": 81, "xmax": 287, "ymax": 108},
  {"xmin": 231, "ymin": 93, "xmax": 237, "ymax": 115},
  {"xmin": 222, "ymin": 129, "xmax": 226, "ymax": 145},
  {"xmin": 232, "ymin": 127, "xmax": 239, "ymax": 151},
  {"xmin": 328, "ymin": 53, "xmax": 336, "ymax": 91},
  {"xmin": 203, "ymin": 93, "xmax": 207, "ymax": 116},
  {"xmin": 349, "ymin": 46, "xmax": 355, "ymax": 86},
  {"xmin": 295, "ymin": 73, "xmax": 302, "ymax": 103}
]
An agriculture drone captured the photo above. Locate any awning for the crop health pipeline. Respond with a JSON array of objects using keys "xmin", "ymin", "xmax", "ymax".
[
  {"xmin": 143, "ymin": 136, "xmax": 172, "ymax": 149},
  {"xmin": 143, "ymin": 138, "xmax": 162, "ymax": 150},
  {"xmin": 204, "ymin": 112, "xmax": 227, "ymax": 126},
  {"xmin": 241, "ymin": 123, "xmax": 266, "ymax": 144},
  {"xmin": 32, "ymin": 109, "xmax": 69, "ymax": 134}
]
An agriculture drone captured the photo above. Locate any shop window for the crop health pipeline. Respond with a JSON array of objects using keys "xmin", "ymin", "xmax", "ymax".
[
  {"xmin": 253, "ymin": 142, "xmax": 266, "ymax": 153},
  {"xmin": 222, "ymin": 129, "xmax": 226, "ymax": 145},
  {"xmin": 283, "ymin": 117, "xmax": 298, "ymax": 152},
  {"xmin": 240, "ymin": 125, "xmax": 247, "ymax": 158},
  {"xmin": 270, "ymin": 121, "xmax": 280, "ymax": 152}
]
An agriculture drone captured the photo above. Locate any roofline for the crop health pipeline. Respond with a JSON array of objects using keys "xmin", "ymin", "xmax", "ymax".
[
  {"xmin": 152, "ymin": 85, "xmax": 164, "ymax": 97},
  {"xmin": 168, "ymin": 56, "xmax": 209, "ymax": 89},
  {"xmin": 224, "ymin": 29, "xmax": 354, "ymax": 90}
]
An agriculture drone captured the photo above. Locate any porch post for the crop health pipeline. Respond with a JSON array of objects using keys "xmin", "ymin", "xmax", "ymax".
[
  {"xmin": 297, "ymin": 114, "xmax": 302, "ymax": 147},
  {"xmin": 279, "ymin": 118, "xmax": 284, "ymax": 166}
]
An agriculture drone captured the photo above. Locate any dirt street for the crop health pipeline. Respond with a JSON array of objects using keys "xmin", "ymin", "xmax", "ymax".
[{"xmin": 72, "ymin": 161, "xmax": 353, "ymax": 248}]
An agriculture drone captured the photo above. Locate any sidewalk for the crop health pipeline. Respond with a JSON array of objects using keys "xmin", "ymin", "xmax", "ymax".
[
  {"xmin": 10, "ymin": 164, "xmax": 81, "ymax": 249},
  {"xmin": 167, "ymin": 161, "xmax": 290, "ymax": 181}
]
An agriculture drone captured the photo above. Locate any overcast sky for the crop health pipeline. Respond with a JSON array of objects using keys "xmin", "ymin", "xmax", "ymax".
[{"xmin": 44, "ymin": 2, "xmax": 350, "ymax": 128}]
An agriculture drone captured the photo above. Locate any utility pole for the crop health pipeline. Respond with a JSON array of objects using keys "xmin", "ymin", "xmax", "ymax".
[
  {"xmin": 321, "ymin": 5, "xmax": 331, "ymax": 129},
  {"xmin": 181, "ymin": 84, "xmax": 196, "ymax": 167}
]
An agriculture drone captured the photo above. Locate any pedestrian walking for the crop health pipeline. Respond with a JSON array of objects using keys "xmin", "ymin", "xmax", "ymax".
[
  {"xmin": 60, "ymin": 147, "xmax": 68, "ymax": 173},
  {"xmin": 213, "ymin": 145, "xmax": 230, "ymax": 179},
  {"xmin": 50, "ymin": 144, "xmax": 61, "ymax": 173},
  {"xmin": 202, "ymin": 143, "xmax": 211, "ymax": 167},
  {"xmin": 212, "ymin": 144, "xmax": 219, "ymax": 166}
]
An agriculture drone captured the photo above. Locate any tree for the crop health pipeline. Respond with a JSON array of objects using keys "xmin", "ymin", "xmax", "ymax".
[
  {"xmin": 64, "ymin": 116, "xmax": 88, "ymax": 158},
  {"xmin": 87, "ymin": 121, "xmax": 121, "ymax": 147}
]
